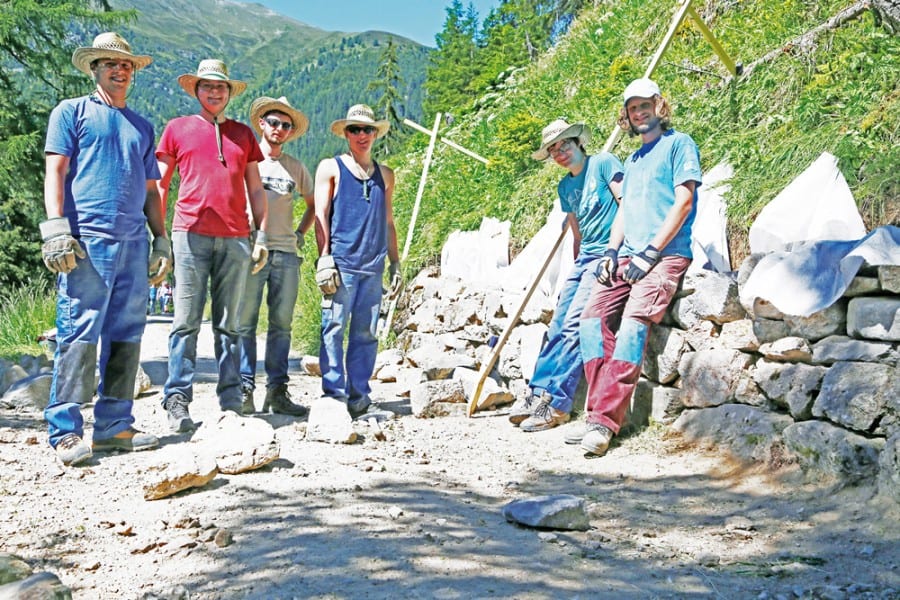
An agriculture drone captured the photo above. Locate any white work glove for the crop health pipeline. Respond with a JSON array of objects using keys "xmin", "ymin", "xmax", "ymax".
[
  {"xmin": 39, "ymin": 217, "xmax": 85, "ymax": 274},
  {"xmin": 315, "ymin": 254, "xmax": 340, "ymax": 295},
  {"xmin": 251, "ymin": 230, "xmax": 269, "ymax": 275},
  {"xmin": 148, "ymin": 236, "xmax": 172, "ymax": 286},
  {"xmin": 294, "ymin": 229, "xmax": 305, "ymax": 265},
  {"xmin": 388, "ymin": 260, "xmax": 402, "ymax": 299}
]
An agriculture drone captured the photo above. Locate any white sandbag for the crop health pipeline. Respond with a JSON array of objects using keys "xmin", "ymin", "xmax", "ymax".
[
  {"xmin": 749, "ymin": 152, "xmax": 865, "ymax": 253},
  {"xmin": 689, "ymin": 162, "xmax": 732, "ymax": 274},
  {"xmin": 440, "ymin": 217, "xmax": 510, "ymax": 285}
]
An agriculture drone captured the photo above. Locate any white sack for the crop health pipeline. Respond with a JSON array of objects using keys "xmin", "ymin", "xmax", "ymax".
[{"xmin": 689, "ymin": 162, "xmax": 732, "ymax": 274}]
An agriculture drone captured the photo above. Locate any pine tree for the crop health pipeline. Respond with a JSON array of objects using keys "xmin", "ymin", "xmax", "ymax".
[
  {"xmin": 423, "ymin": 0, "xmax": 480, "ymax": 117},
  {"xmin": 367, "ymin": 38, "xmax": 407, "ymax": 157}
]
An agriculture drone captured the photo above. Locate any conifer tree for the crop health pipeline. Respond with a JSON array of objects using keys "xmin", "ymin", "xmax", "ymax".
[
  {"xmin": 367, "ymin": 38, "xmax": 407, "ymax": 157},
  {"xmin": 423, "ymin": 0, "xmax": 480, "ymax": 116}
]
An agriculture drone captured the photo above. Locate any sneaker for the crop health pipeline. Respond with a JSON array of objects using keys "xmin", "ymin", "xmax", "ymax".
[
  {"xmin": 581, "ymin": 423, "xmax": 614, "ymax": 457},
  {"xmin": 54, "ymin": 433, "xmax": 92, "ymax": 466},
  {"xmin": 265, "ymin": 384, "xmax": 308, "ymax": 417},
  {"xmin": 563, "ymin": 422, "xmax": 587, "ymax": 445},
  {"xmin": 520, "ymin": 397, "xmax": 570, "ymax": 432},
  {"xmin": 347, "ymin": 397, "xmax": 371, "ymax": 419},
  {"xmin": 508, "ymin": 391, "xmax": 540, "ymax": 426},
  {"xmin": 242, "ymin": 387, "xmax": 256, "ymax": 415},
  {"xmin": 164, "ymin": 393, "xmax": 196, "ymax": 433},
  {"xmin": 92, "ymin": 427, "xmax": 158, "ymax": 452}
]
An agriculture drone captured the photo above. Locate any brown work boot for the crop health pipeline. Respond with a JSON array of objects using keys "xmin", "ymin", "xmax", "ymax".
[{"xmin": 92, "ymin": 427, "xmax": 158, "ymax": 452}]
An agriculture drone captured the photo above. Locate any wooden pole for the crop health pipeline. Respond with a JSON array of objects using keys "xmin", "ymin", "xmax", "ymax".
[{"xmin": 403, "ymin": 118, "xmax": 490, "ymax": 165}]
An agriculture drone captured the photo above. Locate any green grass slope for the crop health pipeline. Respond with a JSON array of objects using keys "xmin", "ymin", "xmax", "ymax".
[{"xmin": 387, "ymin": 0, "xmax": 898, "ymax": 275}]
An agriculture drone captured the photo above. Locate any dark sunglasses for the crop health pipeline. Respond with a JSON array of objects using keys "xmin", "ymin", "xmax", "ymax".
[
  {"xmin": 346, "ymin": 125, "xmax": 377, "ymax": 135},
  {"xmin": 264, "ymin": 117, "xmax": 294, "ymax": 131}
]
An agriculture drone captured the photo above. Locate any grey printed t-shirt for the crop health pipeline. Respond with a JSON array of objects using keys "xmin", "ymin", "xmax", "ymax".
[{"xmin": 258, "ymin": 153, "xmax": 314, "ymax": 253}]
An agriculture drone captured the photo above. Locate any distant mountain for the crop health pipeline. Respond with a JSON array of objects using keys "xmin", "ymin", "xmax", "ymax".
[{"xmin": 108, "ymin": 0, "xmax": 429, "ymax": 167}]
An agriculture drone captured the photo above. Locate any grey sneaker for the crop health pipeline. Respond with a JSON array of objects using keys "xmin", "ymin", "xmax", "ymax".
[
  {"xmin": 581, "ymin": 423, "xmax": 614, "ymax": 457},
  {"xmin": 164, "ymin": 393, "xmax": 196, "ymax": 433},
  {"xmin": 508, "ymin": 391, "xmax": 539, "ymax": 425},
  {"xmin": 563, "ymin": 422, "xmax": 587, "ymax": 445},
  {"xmin": 264, "ymin": 384, "xmax": 308, "ymax": 417},
  {"xmin": 520, "ymin": 397, "xmax": 570, "ymax": 432},
  {"xmin": 241, "ymin": 387, "xmax": 256, "ymax": 415},
  {"xmin": 92, "ymin": 427, "xmax": 158, "ymax": 452},
  {"xmin": 54, "ymin": 433, "xmax": 92, "ymax": 466}
]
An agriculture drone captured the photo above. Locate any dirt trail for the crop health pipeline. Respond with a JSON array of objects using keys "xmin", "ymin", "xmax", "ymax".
[{"xmin": 1, "ymin": 318, "xmax": 897, "ymax": 599}]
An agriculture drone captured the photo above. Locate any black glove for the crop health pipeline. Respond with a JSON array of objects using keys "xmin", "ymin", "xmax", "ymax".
[
  {"xmin": 623, "ymin": 245, "xmax": 660, "ymax": 283},
  {"xmin": 594, "ymin": 248, "xmax": 619, "ymax": 286}
]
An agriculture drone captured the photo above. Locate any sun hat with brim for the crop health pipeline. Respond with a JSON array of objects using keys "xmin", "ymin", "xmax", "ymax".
[
  {"xmin": 330, "ymin": 104, "xmax": 390, "ymax": 138},
  {"xmin": 177, "ymin": 59, "xmax": 248, "ymax": 98},
  {"xmin": 250, "ymin": 96, "xmax": 309, "ymax": 141},
  {"xmin": 623, "ymin": 77, "xmax": 661, "ymax": 104},
  {"xmin": 532, "ymin": 119, "xmax": 590, "ymax": 161},
  {"xmin": 71, "ymin": 32, "xmax": 152, "ymax": 76}
]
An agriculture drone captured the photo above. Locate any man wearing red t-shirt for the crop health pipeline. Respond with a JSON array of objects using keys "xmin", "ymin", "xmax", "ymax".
[{"xmin": 156, "ymin": 59, "xmax": 268, "ymax": 432}]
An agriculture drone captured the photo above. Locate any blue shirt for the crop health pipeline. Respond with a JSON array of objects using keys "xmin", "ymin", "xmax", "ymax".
[
  {"xmin": 330, "ymin": 156, "xmax": 388, "ymax": 275},
  {"xmin": 557, "ymin": 152, "xmax": 623, "ymax": 257},
  {"xmin": 621, "ymin": 129, "xmax": 702, "ymax": 258},
  {"xmin": 45, "ymin": 95, "xmax": 160, "ymax": 240}
]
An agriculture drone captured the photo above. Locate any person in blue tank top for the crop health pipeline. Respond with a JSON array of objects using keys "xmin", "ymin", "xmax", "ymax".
[
  {"xmin": 508, "ymin": 119, "xmax": 623, "ymax": 433},
  {"xmin": 313, "ymin": 104, "xmax": 401, "ymax": 418},
  {"xmin": 579, "ymin": 78, "xmax": 703, "ymax": 458},
  {"xmin": 40, "ymin": 33, "xmax": 170, "ymax": 466}
]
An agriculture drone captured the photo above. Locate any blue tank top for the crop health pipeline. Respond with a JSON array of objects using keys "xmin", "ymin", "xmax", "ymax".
[{"xmin": 330, "ymin": 156, "xmax": 388, "ymax": 275}]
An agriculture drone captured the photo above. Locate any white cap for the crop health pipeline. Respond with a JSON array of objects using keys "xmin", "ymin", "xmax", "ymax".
[{"xmin": 623, "ymin": 78, "xmax": 661, "ymax": 104}]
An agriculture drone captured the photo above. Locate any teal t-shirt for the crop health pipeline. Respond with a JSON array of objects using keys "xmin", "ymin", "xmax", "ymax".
[
  {"xmin": 621, "ymin": 129, "xmax": 702, "ymax": 258},
  {"xmin": 557, "ymin": 152, "xmax": 623, "ymax": 257}
]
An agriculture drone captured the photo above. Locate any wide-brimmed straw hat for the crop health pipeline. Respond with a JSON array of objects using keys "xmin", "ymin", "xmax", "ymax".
[
  {"xmin": 177, "ymin": 59, "xmax": 248, "ymax": 98},
  {"xmin": 532, "ymin": 118, "xmax": 590, "ymax": 160},
  {"xmin": 249, "ymin": 96, "xmax": 309, "ymax": 141},
  {"xmin": 330, "ymin": 104, "xmax": 390, "ymax": 138},
  {"xmin": 71, "ymin": 32, "xmax": 152, "ymax": 76}
]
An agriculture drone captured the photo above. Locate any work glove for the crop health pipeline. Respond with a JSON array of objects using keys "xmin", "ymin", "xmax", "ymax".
[
  {"xmin": 294, "ymin": 229, "xmax": 305, "ymax": 265},
  {"xmin": 388, "ymin": 260, "xmax": 402, "ymax": 299},
  {"xmin": 148, "ymin": 236, "xmax": 172, "ymax": 286},
  {"xmin": 251, "ymin": 230, "xmax": 269, "ymax": 275},
  {"xmin": 315, "ymin": 254, "xmax": 340, "ymax": 295},
  {"xmin": 594, "ymin": 247, "xmax": 619, "ymax": 286},
  {"xmin": 623, "ymin": 245, "xmax": 660, "ymax": 283},
  {"xmin": 39, "ymin": 217, "xmax": 85, "ymax": 274}
]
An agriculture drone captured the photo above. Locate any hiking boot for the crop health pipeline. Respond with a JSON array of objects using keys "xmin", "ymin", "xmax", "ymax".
[
  {"xmin": 563, "ymin": 422, "xmax": 587, "ymax": 445},
  {"xmin": 164, "ymin": 393, "xmax": 196, "ymax": 433},
  {"xmin": 347, "ymin": 397, "xmax": 371, "ymax": 419},
  {"xmin": 581, "ymin": 423, "xmax": 614, "ymax": 457},
  {"xmin": 92, "ymin": 427, "xmax": 158, "ymax": 452},
  {"xmin": 508, "ymin": 391, "xmax": 540, "ymax": 426},
  {"xmin": 242, "ymin": 387, "xmax": 256, "ymax": 415},
  {"xmin": 520, "ymin": 397, "xmax": 570, "ymax": 432},
  {"xmin": 54, "ymin": 433, "xmax": 92, "ymax": 466},
  {"xmin": 264, "ymin": 384, "xmax": 308, "ymax": 417}
]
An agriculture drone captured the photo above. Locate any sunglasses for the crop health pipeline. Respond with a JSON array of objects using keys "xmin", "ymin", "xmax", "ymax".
[
  {"xmin": 264, "ymin": 117, "xmax": 294, "ymax": 131},
  {"xmin": 346, "ymin": 125, "xmax": 377, "ymax": 135}
]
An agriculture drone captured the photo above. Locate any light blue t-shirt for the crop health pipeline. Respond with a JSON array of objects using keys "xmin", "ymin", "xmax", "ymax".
[
  {"xmin": 557, "ymin": 152, "xmax": 623, "ymax": 257},
  {"xmin": 621, "ymin": 129, "xmax": 702, "ymax": 259},
  {"xmin": 45, "ymin": 95, "xmax": 160, "ymax": 240}
]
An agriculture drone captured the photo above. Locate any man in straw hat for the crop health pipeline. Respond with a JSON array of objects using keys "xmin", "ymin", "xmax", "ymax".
[
  {"xmin": 236, "ymin": 96, "xmax": 314, "ymax": 417},
  {"xmin": 508, "ymin": 118, "xmax": 623, "ymax": 434},
  {"xmin": 578, "ymin": 78, "xmax": 702, "ymax": 457},
  {"xmin": 313, "ymin": 104, "xmax": 401, "ymax": 418},
  {"xmin": 156, "ymin": 59, "xmax": 268, "ymax": 432},
  {"xmin": 41, "ymin": 32, "xmax": 168, "ymax": 466}
]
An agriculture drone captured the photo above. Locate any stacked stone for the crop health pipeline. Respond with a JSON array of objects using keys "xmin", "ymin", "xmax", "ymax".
[{"xmin": 634, "ymin": 261, "xmax": 899, "ymax": 503}]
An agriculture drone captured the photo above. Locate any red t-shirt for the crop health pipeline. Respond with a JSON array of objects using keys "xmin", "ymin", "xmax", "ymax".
[{"xmin": 157, "ymin": 116, "xmax": 264, "ymax": 237}]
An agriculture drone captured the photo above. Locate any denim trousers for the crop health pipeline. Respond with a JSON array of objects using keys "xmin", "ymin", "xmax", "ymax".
[
  {"xmin": 529, "ymin": 254, "xmax": 600, "ymax": 414},
  {"xmin": 580, "ymin": 255, "xmax": 690, "ymax": 433},
  {"xmin": 237, "ymin": 250, "xmax": 299, "ymax": 391},
  {"xmin": 319, "ymin": 269, "xmax": 383, "ymax": 408},
  {"xmin": 44, "ymin": 236, "xmax": 148, "ymax": 448},
  {"xmin": 164, "ymin": 231, "xmax": 250, "ymax": 410}
]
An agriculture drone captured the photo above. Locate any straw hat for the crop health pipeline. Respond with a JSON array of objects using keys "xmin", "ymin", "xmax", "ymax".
[
  {"xmin": 249, "ymin": 96, "xmax": 309, "ymax": 141},
  {"xmin": 330, "ymin": 104, "xmax": 390, "ymax": 138},
  {"xmin": 71, "ymin": 32, "xmax": 152, "ymax": 76},
  {"xmin": 177, "ymin": 59, "xmax": 248, "ymax": 98},
  {"xmin": 623, "ymin": 78, "xmax": 661, "ymax": 104},
  {"xmin": 532, "ymin": 119, "xmax": 590, "ymax": 160}
]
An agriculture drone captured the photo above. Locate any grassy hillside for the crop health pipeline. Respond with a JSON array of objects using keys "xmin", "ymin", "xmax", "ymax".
[{"xmin": 385, "ymin": 0, "xmax": 898, "ymax": 278}]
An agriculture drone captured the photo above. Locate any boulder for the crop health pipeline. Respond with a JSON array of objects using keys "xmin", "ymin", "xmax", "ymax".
[
  {"xmin": 305, "ymin": 396, "xmax": 358, "ymax": 443},
  {"xmin": 718, "ymin": 319, "xmax": 760, "ymax": 352},
  {"xmin": 753, "ymin": 360, "xmax": 826, "ymax": 419},
  {"xmin": 0, "ymin": 571, "xmax": 72, "ymax": 599},
  {"xmin": 678, "ymin": 349, "xmax": 755, "ymax": 408},
  {"xmin": 813, "ymin": 361, "xmax": 896, "ymax": 433},
  {"xmin": 752, "ymin": 318, "xmax": 791, "ymax": 344},
  {"xmin": 757, "ymin": 336, "xmax": 813, "ymax": 363},
  {"xmin": 643, "ymin": 325, "xmax": 690, "ymax": 384},
  {"xmin": 193, "ymin": 413, "xmax": 280, "ymax": 474},
  {"xmin": 410, "ymin": 379, "xmax": 467, "ymax": 418},
  {"xmin": 843, "ymin": 276, "xmax": 880, "ymax": 297},
  {"xmin": 811, "ymin": 335, "xmax": 897, "ymax": 365},
  {"xmin": 671, "ymin": 270, "xmax": 745, "ymax": 328},
  {"xmin": 0, "ymin": 373, "xmax": 51, "ymax": 412},
  {"xmin": 672, "ymin": 404, "xmax": 793, "ymax": 465},
  {"xmin": 878, "ymin": 264, "xmax": 900, "ymax": 293},
  {"xmin": 783, "ymin": 302, "xmax": 847, "ymax": 342},
  {"xmin": 502, "ymin": 495, "xmax": 590, "ymax": 531},
  {"xmin": 782, "ymin": 420, "xmax": 884, "ymax": 485},
  {"xmin": 143, "ymin": 447, "xmax": 218, "ymax": 501},
  {"xmin": 847, "ymin": 297, "xmax": 900, "ymax": 341},
  {"xmin": 878, "ymin": 431, "xmax": 900, "ymax": 504}
]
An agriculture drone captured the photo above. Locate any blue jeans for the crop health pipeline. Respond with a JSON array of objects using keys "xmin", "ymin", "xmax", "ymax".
[
  {"xmin": 164, "ymin": 232, "xmax": 250, "ymax": 410},
  {"xmin": 237, "ymin": 250, "xmax": 299, "ymax": 391},
  {"xmin": 319, "ymin": 269, "xmax": 383, "ymax": 409},
  {"xmin": 529, "ymin": 254, "xmax": 600, "ymax": 414},
  {"xmin": 44, "ymin": 236, "xmax": 148, "ymax": 448}
]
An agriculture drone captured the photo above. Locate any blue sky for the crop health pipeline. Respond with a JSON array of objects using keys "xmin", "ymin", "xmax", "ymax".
[{"xmin": 241, "ymin": 0, "xmax": 502, "ymax": 47}]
